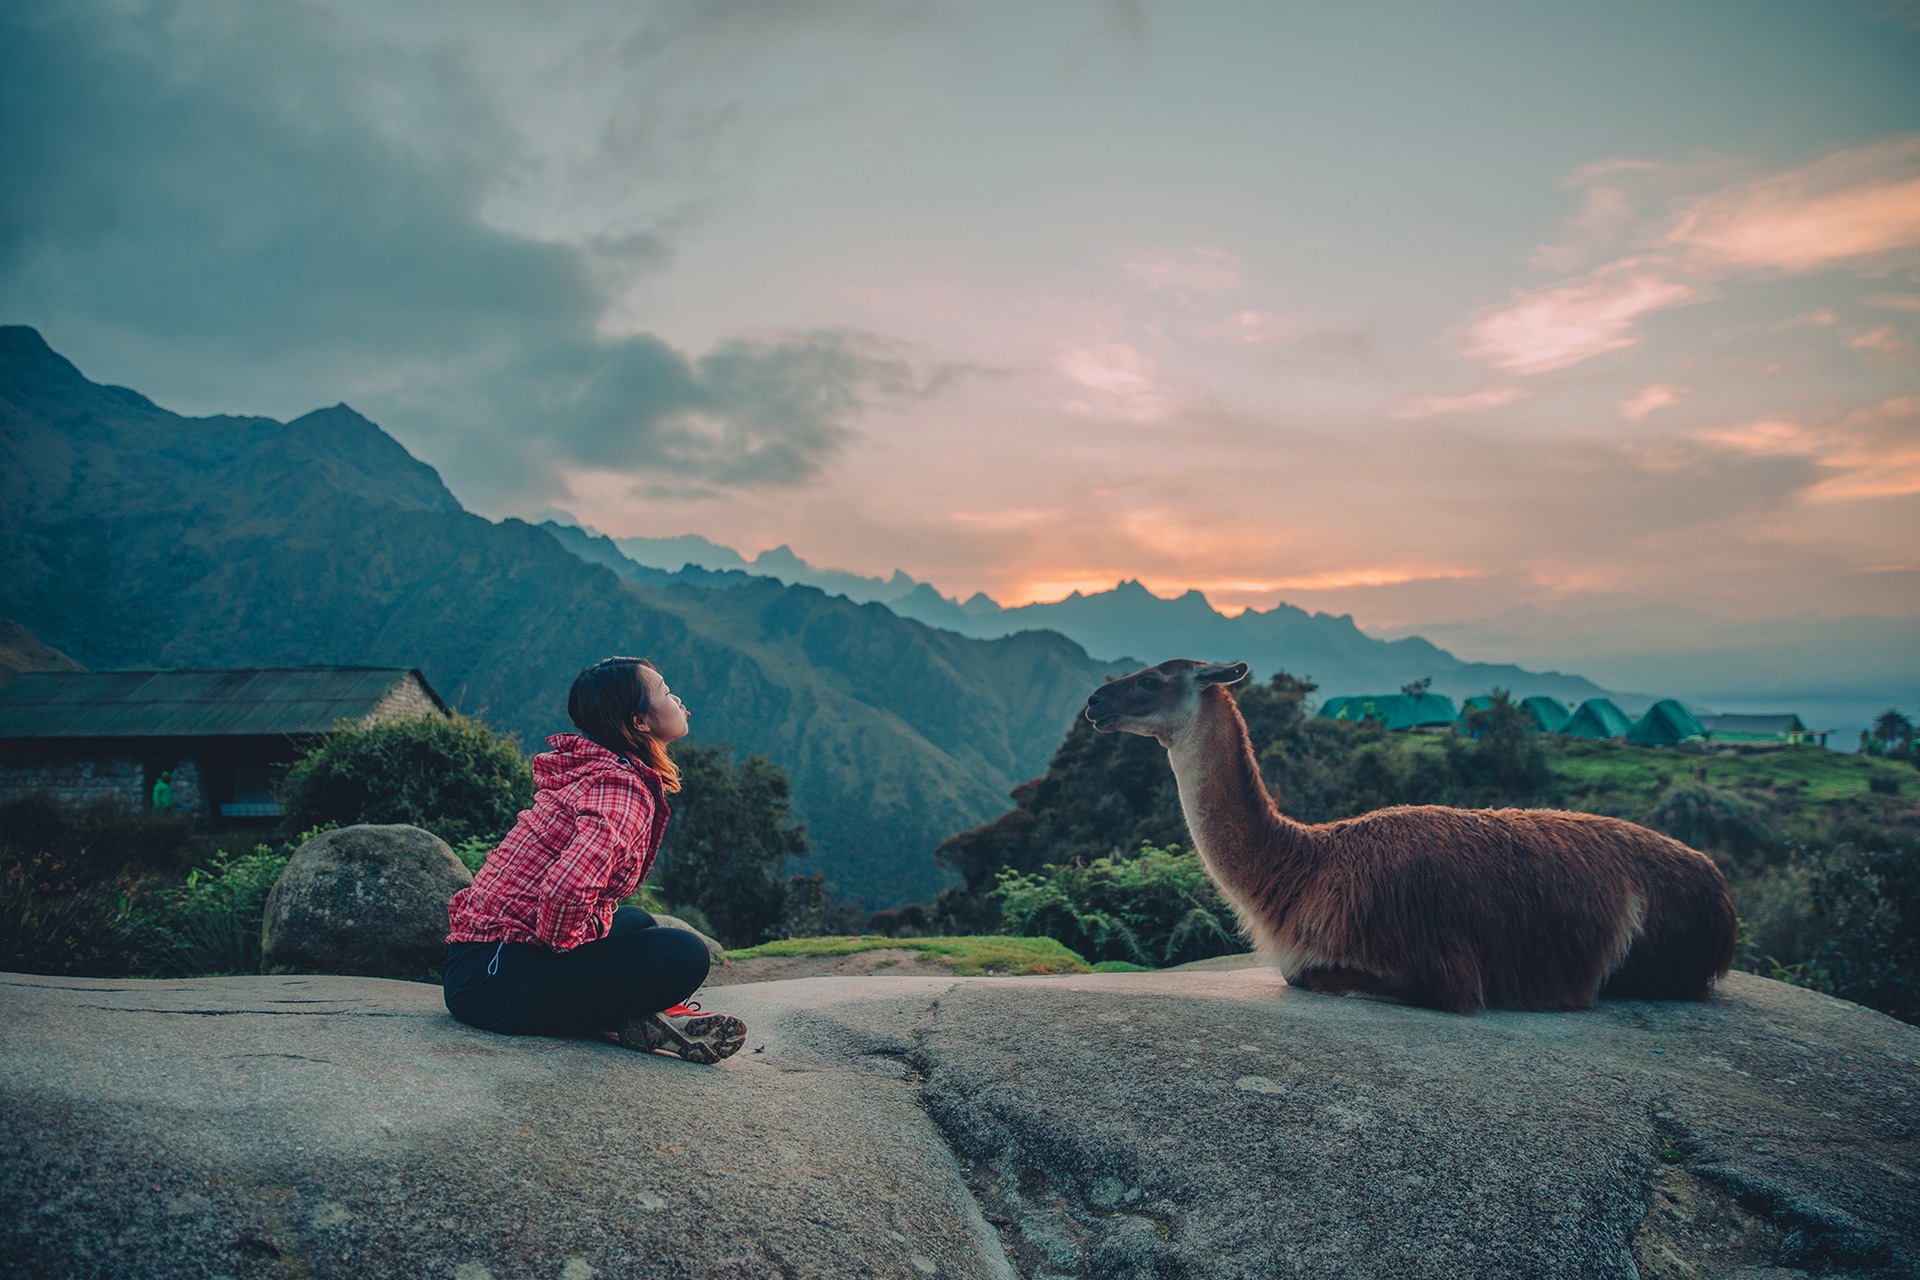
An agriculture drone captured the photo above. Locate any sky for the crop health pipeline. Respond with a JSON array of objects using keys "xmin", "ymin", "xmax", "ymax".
[{"xmin": 4, "ymin": 0, "xmax": 1919, "ymax": 632}]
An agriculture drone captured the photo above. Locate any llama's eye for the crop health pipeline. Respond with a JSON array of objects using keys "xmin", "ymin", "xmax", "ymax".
[{"xmin": 1140, "ymin": 676, "xmax": 1163, "ymax": 689}]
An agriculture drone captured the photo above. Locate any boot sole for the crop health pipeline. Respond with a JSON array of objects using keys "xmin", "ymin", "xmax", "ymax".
[{"xmin": 620, "ymin": 1011, "xmax": 748, "ymax": 1064}]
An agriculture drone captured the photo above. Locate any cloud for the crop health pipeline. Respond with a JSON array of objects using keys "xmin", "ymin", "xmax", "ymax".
[
  {"xmin": 1054, "ymin": 339, "xmax": 1171, "ymax": 422},
  {"xmin": 1866, "ymin": 293, "xmax": 1920, "ymax": 311},
  {"xmin": 1616, "ymin": 383, "xmax": 1690, "ymax": 422},
  {"xmin": 1459, "ymin": 136, "xmax": 1920, "ymax": 378},
  {"xmin": 0, "ymin": 0, "xmax": 925, "ymax": 505},
  {"xmin": 1387, "ymin": 387, "xmax": 1532, "ymax": 420},
  {"xmin": 1663, "ymin": 136, "xmax": 1920, "ymax": 275},
  {"xmin": 1848, "ymin": 325, "xmax": 1914, "ymax": 364},
  {"xmin": 1695, "ymin": 396, "xmax": 1920, "ymax": 502},
  {"xmin": 1123, "ymin": 246, "xmax": 1243, "ymax": 295},
  {"xmin": 1455, "ymin": 263, "xmax": 1697, "ymax": 375}
]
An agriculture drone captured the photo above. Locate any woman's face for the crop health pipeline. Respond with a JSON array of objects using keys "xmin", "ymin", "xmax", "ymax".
[{"xmin": 637, "ymin": 666, "xmax": 690, "ymax": 743}]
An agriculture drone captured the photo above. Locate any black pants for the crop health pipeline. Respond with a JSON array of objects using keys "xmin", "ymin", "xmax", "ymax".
[{"xmin": 443, "ymin": 907, "xmax": 711, "ymax": 1036}]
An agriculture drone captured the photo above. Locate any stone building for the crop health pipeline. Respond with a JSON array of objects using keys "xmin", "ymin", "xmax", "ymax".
[{"xmin": 0, "ymin": 667, "xmax": 450, "ymax": 827}]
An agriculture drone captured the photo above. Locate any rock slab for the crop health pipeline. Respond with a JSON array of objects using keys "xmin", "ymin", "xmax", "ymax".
[
  {"xmin": 261, "ymin": 823, "xmax": 471, "ymax": 977},
  {"xmin": 0, "ymin": 969, "xmax": 1915, "ymax": 1279}
]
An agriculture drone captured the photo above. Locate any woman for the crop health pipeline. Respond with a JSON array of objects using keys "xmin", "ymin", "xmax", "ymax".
[{"xmin": 442, "ymin": 657, "xmax": 747, "ymax": 1063}]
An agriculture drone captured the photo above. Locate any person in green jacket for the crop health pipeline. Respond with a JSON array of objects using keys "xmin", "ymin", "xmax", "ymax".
[{"xmin": 151, "ymin": 771, "xmax": 174, "ymax": 810}]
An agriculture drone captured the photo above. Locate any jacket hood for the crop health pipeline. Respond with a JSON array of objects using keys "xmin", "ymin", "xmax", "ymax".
[{"xmin": 536, "ymin": 732, "xmax": 656, "ymax": 790}]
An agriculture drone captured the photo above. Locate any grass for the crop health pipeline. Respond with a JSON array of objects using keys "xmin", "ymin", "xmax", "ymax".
[
  {"xmin": 1553, "ymin": 739, "xmax": 1915, "ymax": 808},
  {"xmin": 723, "ymin": 933, "xmax": 1092, "ymax": 976}
]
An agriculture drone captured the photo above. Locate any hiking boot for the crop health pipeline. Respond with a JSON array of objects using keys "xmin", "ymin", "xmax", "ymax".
[{"xmin": 619, "ymin": 1001, "xmax": 747, "ymax": 1064}]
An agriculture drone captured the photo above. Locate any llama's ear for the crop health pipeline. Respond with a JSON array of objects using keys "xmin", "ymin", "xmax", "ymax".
[{"xmin": 1196, "ymin": 661, "xmax": 1250, "ymax": 686}]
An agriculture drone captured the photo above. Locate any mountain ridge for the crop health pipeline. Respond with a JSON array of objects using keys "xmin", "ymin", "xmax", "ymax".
[
  {"xmin": 0, "ymin": 325, "xmax": 1121, "ymax": 905},
  {"xmin": 550, "ymin": 521, "xmax": 1618, "ymax": 706}
]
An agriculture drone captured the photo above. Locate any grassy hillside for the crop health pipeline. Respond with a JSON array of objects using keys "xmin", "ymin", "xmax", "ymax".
[{"xmin": 0, "ymin": 326, "xmax": 1120, "ymax": 905}]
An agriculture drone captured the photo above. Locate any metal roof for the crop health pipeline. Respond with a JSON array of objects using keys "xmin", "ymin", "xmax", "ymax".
[
  {"xmin": 1700, "ymin": 714, "xmax": 1806, "ymax": 735},
  {"xmin": 0, "ymin": 668, "xmax": 445, "ymax": 739}
]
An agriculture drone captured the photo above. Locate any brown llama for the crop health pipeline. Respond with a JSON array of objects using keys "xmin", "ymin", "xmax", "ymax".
[{"xmin": 1084, "ymin": 660, "xmax": 1736, "ymax": 1013}]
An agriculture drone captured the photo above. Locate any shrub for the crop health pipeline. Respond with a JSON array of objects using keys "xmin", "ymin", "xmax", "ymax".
[
  {"xmin": 991, "ymin": 842, "xmax": 1245, "ymax": 967},
  {"xmin": 138, "ymin": 846, "xmax": 289, "ymax": 977},
  {"xmin": 0, "ymin": 794, "xmax": 204, "ymax": 976},
  {"xmin": 1737, "ymin": 842, "xmax": 1919, "ymax": 1024},
  {"xmin": 280, "ymin": 714, "xmax": 533, "ymax": 848},
  {"xmin": 1647, "ymin": 784, "xmax": 1773, "ymax": 864},
  {"xmin": 0, "ymin": 856, "xmax": 144, "ymax": 976}
]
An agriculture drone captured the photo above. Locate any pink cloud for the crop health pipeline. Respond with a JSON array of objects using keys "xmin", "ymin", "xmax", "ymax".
[
  {"xmin": 1616, "ymin": 383, "xmax": 1690, "ymax": 422},
  {"xmin": 1456, "ymin": 263, "xmax": 1697, "ymax": 375},
  {"xmin": 1054, "ymin": 339, "xmax": 1171, "ymax": 422},
  {"xmin": 1663, "ymin": 135, "xmax": 1920, "ymax": 274},
  {"xmin": 1849, "ymin": 325, "xmax": 1915, "ymax": 363},
  {"xmin": 1694, "ymin": 397, "xmax": 1920, "ymax": 502},
  {"xmin": 1387, "ymin": 386, "xmax": 1531, "ymax": 420},
  {"xmin": 1124, "ymin": 247, "xmax": 1243, "ymax": 294},
  {"xmin": 1867, "ymin": 293, "xmax": 1920, "ymax": 311}
]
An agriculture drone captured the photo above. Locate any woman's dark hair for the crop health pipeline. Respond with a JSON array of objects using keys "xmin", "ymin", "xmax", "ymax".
[{"xmin": 567, "ymin": 657, "xmax": 681, "ymax": 792}]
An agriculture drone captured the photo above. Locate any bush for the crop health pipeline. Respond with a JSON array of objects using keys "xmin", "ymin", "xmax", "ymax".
[
  {"xmin": 991, "ymin": 842, "xmax": 1246, "ymax": 967},
  {"xmin": 650, "ymin": 743, "xmax": 813, "ymax": 949},
  {"xmin": 1647, "ymin": 784, "xmax": 1773, "ymax": 864},
  {"xmin": 0, "ymin": 794, "xmax": 208, "ymax": 976},
  {"xmin": 280, "ymin": 714, "xmax": 533, "ymax": 848},
  {"xmin": 1737, "ymin": 842, "xmax": 1919, "ymax": 1024},
  {"xmin": 138, "ymin": 847, "xmax": 288, "ymax": 977}
]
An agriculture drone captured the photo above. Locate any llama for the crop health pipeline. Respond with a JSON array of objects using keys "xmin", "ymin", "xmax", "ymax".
[{"xmin": 1084, "ymin": 660, "xmax": 1736, "ymax": 1013}]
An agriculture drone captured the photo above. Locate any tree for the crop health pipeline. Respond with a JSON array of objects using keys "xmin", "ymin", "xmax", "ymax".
[
  {"xmin": 279, "ymin": 714, "xmax": 533, "ymax": 848},
  {"xmin": 651, "ymin": 743, "xmax": 813, "ymax": 948},
  {"xmin": 1400, "ymin": 676, "xmax": 1433, "ymax": 698},
  {"xmin": 1450, "ymin": 688, "xmax": 1551, "ymax": 804},
  {"xmin": 1872, "ymin": 710, "xmax": 1914, "ymax": 755}
]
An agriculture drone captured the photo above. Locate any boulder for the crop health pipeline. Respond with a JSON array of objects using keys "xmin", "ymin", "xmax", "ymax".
[
  {"xmin": 261, "ymin": 823, "xmax": 471, "ymax": 978},
  {"xmin": 0, "ymin": 968, "xmax": 1913, "ymax": 1278},
  {"xmin": 651, "ymin": 911, "xmax": 726, "ymax": 962}
]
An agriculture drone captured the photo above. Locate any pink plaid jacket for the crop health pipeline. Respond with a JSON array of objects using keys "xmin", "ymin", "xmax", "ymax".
[{"xmin": 445, "ymin": 733, "xmax": 670, "ymax": 951}]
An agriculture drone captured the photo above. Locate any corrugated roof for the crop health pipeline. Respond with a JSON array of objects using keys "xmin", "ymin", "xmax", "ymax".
[
  {"xmin": 0, "ymin": 668, "xmax": 443, "ymax": 738},
  {"xmin": 1701, "ymin": 714, "xmax": 1805, "ymax": 735}
]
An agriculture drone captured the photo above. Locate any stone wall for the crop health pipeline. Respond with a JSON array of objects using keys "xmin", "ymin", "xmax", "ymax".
[
  {"xmin": 0, "ymin": 755, "xmax": 205, "ymax": 814},
  {"xmin": 366, "ymin": 673, "xmax": 449, "ymax": 723},
  {"xmin": 0, "ymin": 757, "xmax": 145, "ymax": 809}
]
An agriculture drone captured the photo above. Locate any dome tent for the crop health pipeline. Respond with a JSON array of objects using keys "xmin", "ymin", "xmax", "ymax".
[
  {"xmin": 1565, "ymin": 698, "xmax": 1634, "ymax": 739},
  {"xmin": 1320, "ymin": 693, "xmax": 1458, "ymax": 731},
  {"xmin": 1522, "ymin": 696, "xmax": 1573, "ymax": 734},
  {"xmin": 1628, "ymin": 699, "xmax": 1707, "ymax": 747}
]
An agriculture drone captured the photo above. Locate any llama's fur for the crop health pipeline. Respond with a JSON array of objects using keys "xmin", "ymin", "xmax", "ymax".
[{"xmin": 1085, "ymin": 660, "xmax": 1737, "ymax": 1014}]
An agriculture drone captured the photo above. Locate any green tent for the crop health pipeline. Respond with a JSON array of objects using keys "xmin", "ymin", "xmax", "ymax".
[
  {"xmin": 1565, "ymin": 698, "xmax": 1633, "ymax": 739},
  {"xmin": 1522, "ymin": 696, "xmax": 1572, "ymax": 734},
  {"xmin": 1320, "ymin": 693, "xmax": 1457, "ymax": 731},
  {"xmin": 1628, "ymin": 699, "xmax": 1707, "ymax": 747}
]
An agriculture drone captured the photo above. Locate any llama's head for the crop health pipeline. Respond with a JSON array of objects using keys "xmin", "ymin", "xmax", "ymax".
[{"xmin": 1085, "ymin": 659, "xmax": 1250, "ymax": 743}]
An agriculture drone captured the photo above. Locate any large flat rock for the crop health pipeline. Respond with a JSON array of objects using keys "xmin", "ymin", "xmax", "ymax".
[{"xmin": 1, "ymin": 968, "xmax": 1914, "ymax": 1279}]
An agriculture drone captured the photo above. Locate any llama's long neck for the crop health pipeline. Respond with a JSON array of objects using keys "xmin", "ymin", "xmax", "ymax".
[{"xmin": 1165, "ymin": 687, "xmax": 1313, "ymax": 906}]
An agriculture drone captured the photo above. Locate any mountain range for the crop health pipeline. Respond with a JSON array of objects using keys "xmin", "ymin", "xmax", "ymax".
[
  {"xmin": 550, "ymin": 523, "xmax": 1619, "ymax": 708},
  {"xmin": 0, "ymin": 326, "xmax": 1121, "ymax": 905}
]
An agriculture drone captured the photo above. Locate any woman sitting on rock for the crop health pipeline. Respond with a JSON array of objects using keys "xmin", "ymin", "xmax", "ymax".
[{"xmin": 442, "ymin": 657, "xmax": 747, "ymax": 1063}]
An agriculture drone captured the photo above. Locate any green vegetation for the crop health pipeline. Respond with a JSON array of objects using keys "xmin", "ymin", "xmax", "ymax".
[
  {"xmin": 991, "ymin": 842, "xmax": 1242, "ymax": 967},
  {"xmin": 0, "ymin": 795, "xmax": 292, "ymax": 978},
  {"xmin": 724, "ymin": 933, "xmax": 1091, "ymax": 976},
  {"xmin": 649, "ymin": 743, "xmax": 861, "ymax": 949},
  {"xmin": 918, "ymin": 673, "xmax": 1920, "ymax": 1023},
  {"xmin": 280, "ymin": 714, "xmax": 533, "ymax": 848}
]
